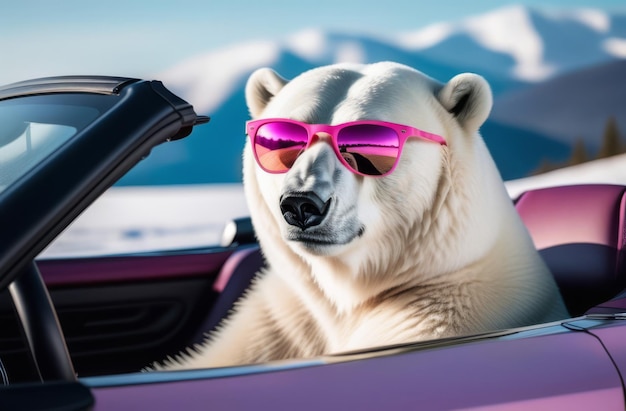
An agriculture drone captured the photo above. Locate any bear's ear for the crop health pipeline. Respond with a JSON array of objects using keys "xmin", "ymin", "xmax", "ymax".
[
  {"xmin": 437, "ymin": 73, "xmax": 493, "ymax": 132},
  {"xmin": 245, "ymin": 68, "xmax": 289, "ymax": 118}
]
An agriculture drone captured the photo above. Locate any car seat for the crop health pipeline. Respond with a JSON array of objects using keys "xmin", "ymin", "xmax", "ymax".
[
  {"xmin": 514, "ymin": 184, "xmax": 626, "ymax": 316},
  {"xmin": 189, "ymin": 245, "xmax": 262, "ymax": 343}
]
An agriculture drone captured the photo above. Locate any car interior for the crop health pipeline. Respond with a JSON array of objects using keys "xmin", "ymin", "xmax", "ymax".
[{"xmin": 0, "ymin": 183, "xmax": 625, "ymax": 385}]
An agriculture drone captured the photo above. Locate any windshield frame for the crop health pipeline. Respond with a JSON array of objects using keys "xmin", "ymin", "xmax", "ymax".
[{"xmin": 0, "ymin": 76, "xmax": 201, "ymax": 289}]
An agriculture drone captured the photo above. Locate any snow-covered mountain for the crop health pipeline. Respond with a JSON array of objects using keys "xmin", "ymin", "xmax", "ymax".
[
  {"xmin": 398, "ymin": 5, "xmax": 626, "ymax": 81},
  {"xmin": 159, "ymin": 5, "xmax": 626, "ymax": 115},
  {"xmin": 116, "ymin": 5, "xmax": 626, "ymax": 187}
]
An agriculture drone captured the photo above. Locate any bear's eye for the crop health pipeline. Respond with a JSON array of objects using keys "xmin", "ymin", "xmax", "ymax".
[{"xmin": 341, "ymin": 153, "xmax": 357, "ymax": 169}]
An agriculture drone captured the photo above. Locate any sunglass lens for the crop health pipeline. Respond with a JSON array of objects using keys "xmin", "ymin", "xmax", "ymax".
[
  {"xmin": 337, "ymin": 124, "xmax": 399, "ymax": 175},
  {"xmin": 254, "ymin": 122, "xmax": 308, "ymax": 172}
]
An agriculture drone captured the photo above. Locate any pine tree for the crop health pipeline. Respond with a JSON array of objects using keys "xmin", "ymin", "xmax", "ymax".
[
  {"xmin": 597, "ymin": 116, "xmax": 622, "ymax": 159},
  {"xmin": 532, "ymin": 159, "xmax": 557, "ymax": 175},
  {"xmin": 568, "ymin": 138, "xmax": 588, "ymax": 166}
]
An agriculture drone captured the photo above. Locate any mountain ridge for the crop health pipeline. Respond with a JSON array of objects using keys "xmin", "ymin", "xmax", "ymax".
[
  {"xmin": 491, "ymin": 59, "xmax": 626, "ymax": 150},
  {"xmin": 116, "ymin": 5, "xmax": 626, "ymax": 186},
  {"xmin": 398, "ymin": 5, "xmax": 626, "ymax": 81},
  {"xmin": 158, "ymin": 5, "xmax": 626, "ymax": 116}
]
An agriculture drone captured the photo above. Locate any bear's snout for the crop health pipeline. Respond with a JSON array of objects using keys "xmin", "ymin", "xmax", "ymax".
[{"xmin": 280, "ymin": 192, "xmax": 331, "ymax": 230}]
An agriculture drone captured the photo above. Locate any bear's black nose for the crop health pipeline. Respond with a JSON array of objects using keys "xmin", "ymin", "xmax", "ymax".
[{"xmin": 280, "ymin": 192, "xmax": 331, "ymax": 230}]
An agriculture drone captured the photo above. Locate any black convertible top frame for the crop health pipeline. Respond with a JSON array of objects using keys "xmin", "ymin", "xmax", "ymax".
[{"xmin": 0, "ymin": 75, "xmax": 207, "ymax": 292}]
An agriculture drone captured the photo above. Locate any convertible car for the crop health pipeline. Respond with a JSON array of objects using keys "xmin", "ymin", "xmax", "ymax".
[{"xmin": 0, "ymin": 76, "xmax": 625, "ymax": 410}]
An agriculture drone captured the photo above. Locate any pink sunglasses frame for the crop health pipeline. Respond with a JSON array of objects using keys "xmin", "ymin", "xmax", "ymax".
[{"xmin": 246, "ymin": 118, "xmax": 447, "ymax": 177}]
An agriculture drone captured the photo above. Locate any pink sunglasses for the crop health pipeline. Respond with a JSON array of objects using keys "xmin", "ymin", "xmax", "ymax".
[{"xmin": 246, "ymin": 118, "xmax": 446, "ymax": 177}]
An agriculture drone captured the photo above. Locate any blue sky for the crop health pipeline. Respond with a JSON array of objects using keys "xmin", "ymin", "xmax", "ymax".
[{"xmin": 1, "ymin": 0, "xmax": 625, "ymax": 85}]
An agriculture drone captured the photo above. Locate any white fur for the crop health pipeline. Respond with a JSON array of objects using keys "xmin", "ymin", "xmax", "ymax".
[{"xmin": 152, "ymin": 62, "xmax": 568, "ymax": 370}]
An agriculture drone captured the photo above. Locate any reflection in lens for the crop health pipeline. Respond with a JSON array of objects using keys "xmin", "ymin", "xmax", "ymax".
[
  {"xmin": 254, "ymin": 122, "xmax": 308, "ymax": 172},
  {"xmin": 337, "ymin": 124, "xmax": 399, "ymax": 175}
]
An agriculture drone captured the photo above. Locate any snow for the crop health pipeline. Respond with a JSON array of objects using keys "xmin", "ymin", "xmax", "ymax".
[
  {"xmin": 286, "ymin": 29, "xmax": 328, "ymax": 61},
  {"xmin": 549, "ymin": 8, "xmax": 610, "ymax": 33},
  {"xmin": 334, "ymin": 42, "xmax": 367, "ymax": 64},
  {"xmin": 397, "ymin": 5, "xmax": 557, "ymax": 81},
  {"xmin": 397, "ymin": 22, "xmax": 455, "ymax": 49},
  {"xmin": 41, "ymin": 154, "xmax": 626, "ymax": 259},
  {"xmin": 158, "ymin": 41, "xmax": 280, "ymax": 114},
  {"xmin": 604, "ymin": 37, "xmax": 626, "ymax": 58},
  {"xmin": 395, "ymin": 5, "xmax": 623, "ymax": 82},
  {"xmin": 41, "ymin": 184, "xmax": 248, "ymax": 258},
  {"xmin": 505, "ymin": 153, "xmax": 626, "ymax": 198},
  {"xmin": 464, "ymin": 5, "xmax": 555, "ymax": 81}
]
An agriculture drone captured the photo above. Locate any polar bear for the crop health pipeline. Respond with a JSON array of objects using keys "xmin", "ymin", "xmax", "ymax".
[{"xmin": 154, "ymin": 62, "xmax": 568, "ymax": 370}]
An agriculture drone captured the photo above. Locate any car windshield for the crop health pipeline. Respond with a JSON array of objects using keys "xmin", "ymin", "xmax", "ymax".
[{"xmin": 0, "ymin": 95, "xmax": 103, "ymax": 195}]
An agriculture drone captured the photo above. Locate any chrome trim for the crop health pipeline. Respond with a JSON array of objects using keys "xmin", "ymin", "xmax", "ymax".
[
  {"xmin": 81, "ymin": 359, "xmax": 326, "ymax": 388},
  {"xmin": 0, "ymin": 76, "xmax": 141, "ymax": 100}
]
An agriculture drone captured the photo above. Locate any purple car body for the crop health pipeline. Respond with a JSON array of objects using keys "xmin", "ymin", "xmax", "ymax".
[{"xmin": 0, "ymin": 76, "xmax": 625, "ymax": 410}]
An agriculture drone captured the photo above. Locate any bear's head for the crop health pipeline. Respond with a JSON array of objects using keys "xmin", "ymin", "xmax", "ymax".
[{"xmin": 242, "ymin": 62, "xmax": 524, "ymax": 311}]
